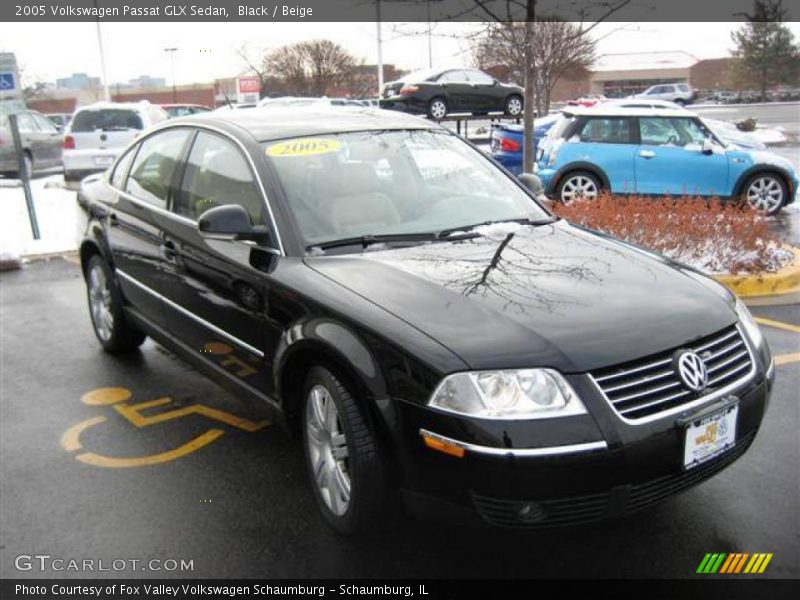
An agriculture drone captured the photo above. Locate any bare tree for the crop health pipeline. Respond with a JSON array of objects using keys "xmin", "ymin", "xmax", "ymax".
[
  {"xmin": 474, "ymin": 19, "xmax": 595, "ymax": 116},
  {"xmin": 265, "ymin": 40, "xmax": 359, "ymax": 96},
  {"xmin": 234, "ymin": 43, "xmax": 271, "ymax": 98}
]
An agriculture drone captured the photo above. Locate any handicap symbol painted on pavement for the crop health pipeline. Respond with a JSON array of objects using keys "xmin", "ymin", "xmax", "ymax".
[
  {"xmin": 60, "ymin": 387, "xmax": 270, "ymax": 468},
  {"xmin": 0, "ymin": 73, "xmax": 16, "ymax": 90}
]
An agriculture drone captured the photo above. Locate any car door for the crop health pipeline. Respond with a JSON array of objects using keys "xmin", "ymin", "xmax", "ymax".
[
  {"xmin": 466, "ymin": 70, "xmax": 499, "ymax": 111},
  {"xmin": 573, "ymin": 116, "xmax": 639, "ymax": 193},
  {"xmin": 31, "ymin": 113, "xmax": 63, "ymax": 167},
  {"xmin": 156, "ymin": 129, "xmax": 280, "ymax": 395},
  {"xmin": 635, "ymin": 116, "xmax": 728, "ymax": 196},
  {"xmin": 107, "ymin": 128, "xmax": 193, "ymax": 331},
  {"xmin": 438, "ymin": 70, "xmax": 472, "ymax": 112}
]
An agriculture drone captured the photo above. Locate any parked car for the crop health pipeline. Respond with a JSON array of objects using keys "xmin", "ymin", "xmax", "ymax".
[
  {"xmin": 77, "ymin": 107, "xmax": 773, "ymax": 533},
  {"xmin": 490, "ymin": 113, "xmax": 563, "ymax": 174},
  {"xmin": 160, "ymin": 104, "xmax": 212, "ymax": 117},
  {"xmin": 63, "ymin": 101, "xmax": 169, "ymax": 182},
  {"xmin": 633, "ymin": 83, "xmax": 696, "ymax": 105},
  {"xmin": 45, "ymin": 112, "xmax": 73, "ymax": 131},
  {"xmin": 567, "ymin": 94, "xmax": 607, "ymax": 107},
  {"xmin": 0, "ymin": 110, "xmax": 63, "ymax": 178},
  {"xmin": 212, "ymin": 103, "xmax": 257, "ymax": 112},
  {"xmin": 712, "ymin": 91, "xmax": 739, "ymax": 104},
  {"xmin": 381, "ymin": 68, "xmax": 524, "ymax": 119},
  {"xmin": 535, "ymin": 107, "xmax": 797, "ymax": 214}
]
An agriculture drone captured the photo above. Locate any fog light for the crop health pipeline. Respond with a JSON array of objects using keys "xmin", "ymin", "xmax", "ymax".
[{"xmin": 518, "ymin": 502, "xmax": 546, "ymax": 523}]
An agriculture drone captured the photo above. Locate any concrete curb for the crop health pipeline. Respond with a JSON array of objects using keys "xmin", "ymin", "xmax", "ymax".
[{"xmin": 714, "ymin": 247, "xmax": 800, "ymax": 299}]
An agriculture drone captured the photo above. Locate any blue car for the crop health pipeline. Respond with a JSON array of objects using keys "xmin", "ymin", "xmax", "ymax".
[
  {"xmin": 535, "ymin": 107, "xmax": 797, "ymax": 215},
  {"xmin": 489, "ymin": 113, "xmax": 561, "ymax": 175}
]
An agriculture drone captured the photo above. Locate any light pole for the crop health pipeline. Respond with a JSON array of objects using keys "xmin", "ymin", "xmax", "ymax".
[
  {"xmin": 164, "ymin": 47, "xmax": 178, "ymax": 103},
  {"xmin": 94, "ymin": 0, "xmax": 110, "ymax": 101},
  {"xmin": 376, "ymin": 0, "xmax": 383, "ymax": 98}
]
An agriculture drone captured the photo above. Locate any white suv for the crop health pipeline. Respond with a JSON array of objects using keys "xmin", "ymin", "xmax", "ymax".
[
  {"xmin": 633, "ymin": 83, "xmax": 696, "ymax": 106},
  {"xmin": 62, "ymin": 102, "xmax": 168, "ymax": 181}
]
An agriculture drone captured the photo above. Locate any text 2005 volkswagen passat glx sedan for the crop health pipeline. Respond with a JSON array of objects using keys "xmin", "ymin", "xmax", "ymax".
[{"xmin": 78, "ymin": 107, "xmax": 773, "ymax": 533}]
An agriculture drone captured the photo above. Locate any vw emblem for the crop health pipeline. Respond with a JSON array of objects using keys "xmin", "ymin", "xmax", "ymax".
[{"xmin": 674, "ymin": 350, "xmax": 709, "ymax": 393}]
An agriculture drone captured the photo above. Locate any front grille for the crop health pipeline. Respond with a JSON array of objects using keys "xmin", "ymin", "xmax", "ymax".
[
  {"xmin": 471, "ymin": 431, "xmax": 756, "ymax": 529},
  {"xmin": 590, "ymin": 325, "xmax": 753, "ymax": 421}
]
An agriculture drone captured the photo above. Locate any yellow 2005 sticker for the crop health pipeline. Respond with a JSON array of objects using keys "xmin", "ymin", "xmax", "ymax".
[{"xmin": 266, "ymin": 138, "xmax": 341, "ymax": 157}]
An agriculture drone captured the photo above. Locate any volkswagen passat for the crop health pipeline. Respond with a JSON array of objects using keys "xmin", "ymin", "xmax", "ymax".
[{"xmin": 78, "ymin": 107, "xmax": 773, "ymax": 533}]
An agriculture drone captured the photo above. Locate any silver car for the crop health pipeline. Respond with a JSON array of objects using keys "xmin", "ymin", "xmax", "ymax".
[{"xmin": 634, "ymin": 83, "xmax": 696, "ymax": 106}]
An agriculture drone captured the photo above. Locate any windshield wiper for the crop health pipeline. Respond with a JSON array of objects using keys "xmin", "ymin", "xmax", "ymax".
[
  {"xmin": 436, "ymin": 216, "xmax": 559, "ymax": 238},
  {"xmin": 311, "ymin": 232, "xmax": 441, "ymax": 251}
]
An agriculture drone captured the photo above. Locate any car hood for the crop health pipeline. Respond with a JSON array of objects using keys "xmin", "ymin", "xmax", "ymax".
[{"xmin": 304, "ymin": 222, "xmax": 736, "ymax": 373}]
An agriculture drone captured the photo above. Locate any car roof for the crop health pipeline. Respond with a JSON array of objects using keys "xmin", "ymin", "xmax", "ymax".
[
  {"xmin": 602, "ymin": 98, "xmax": 688, "ymax": 110},
  {"xmin": 561, "ymin": 106, "xmax": 696, "ymax": 118},
  {"xmin": 177, "ymin": 106, "xmax": 438, "ymax": 142}
]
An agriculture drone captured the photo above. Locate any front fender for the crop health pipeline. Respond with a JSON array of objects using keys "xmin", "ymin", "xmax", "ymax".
[{"xmin": 274, "ymin": 317, "xmax": 388, "ymax": 402}]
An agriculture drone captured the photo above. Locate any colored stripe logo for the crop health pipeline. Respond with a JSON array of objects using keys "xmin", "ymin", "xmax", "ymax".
[{"xmin": 697, "ymin": 553, "xmax": 773, "ymax": 574}]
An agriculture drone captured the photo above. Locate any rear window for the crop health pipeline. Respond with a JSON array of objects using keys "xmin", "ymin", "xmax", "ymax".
[{"xmin": 71, "ymin": 109, "xmax": 143, "ymax": 133}]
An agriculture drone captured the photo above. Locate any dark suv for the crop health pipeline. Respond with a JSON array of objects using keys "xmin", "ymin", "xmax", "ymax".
[{"xmin": 78, "ymin": 107, "xmax": 773, "ymax": 534}]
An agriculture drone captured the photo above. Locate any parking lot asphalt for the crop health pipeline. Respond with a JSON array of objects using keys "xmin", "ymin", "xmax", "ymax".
[{"xmin": 0, "ymin": 257, "xmax": 798, "ymax": 579}]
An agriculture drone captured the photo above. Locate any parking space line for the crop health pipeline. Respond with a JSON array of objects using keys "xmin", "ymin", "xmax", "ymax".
[
  {"xmin": 755, "ymin": 317, "xmax": 800, "ymax": 334},
  {"xmin": 775, "ymin": 352, "xmax": 800, "ymax": 366},
  {"xmin": 74, "ymin": 429, "xmax": 225, "ymax": 468}
]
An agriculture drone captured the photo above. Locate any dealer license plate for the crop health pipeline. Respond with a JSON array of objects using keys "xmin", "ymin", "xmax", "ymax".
[
  {"xmin": 94, "ymin": 155, "xmax": 114, "ymax": 167},
  {"xmin": 683, "ymin": 404, "xmax": 738, "ymax": 470}
]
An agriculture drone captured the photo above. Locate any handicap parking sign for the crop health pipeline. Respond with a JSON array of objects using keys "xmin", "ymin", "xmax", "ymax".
[{"xmin": 0, "ymin": 72, "xmax": 16, "ymax": 91}]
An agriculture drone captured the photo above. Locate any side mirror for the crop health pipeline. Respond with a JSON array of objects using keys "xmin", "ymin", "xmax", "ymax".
[
  {"xmin": 198, "ymin": 204, "xmax": 272, "ymax": 245},
  {"xmin": 518, "ymin": 173, "xmax": 550, "ymax": 204},
  {"xmin": 701, "ymin": 138, "xmax": 715, "ymax": 155}
]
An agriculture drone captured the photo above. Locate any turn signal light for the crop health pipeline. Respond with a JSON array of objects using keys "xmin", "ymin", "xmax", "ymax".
[
  {"xmin": 422, "ymin": 433, "xmax": 465, "ymax": 458},
  {"xmin": 63, "ymin": 135, "xmax": 75, "ymax": 150},
  {"xmin": 399, "ymin": 85, "xmax": 419, "ymax": 95}
]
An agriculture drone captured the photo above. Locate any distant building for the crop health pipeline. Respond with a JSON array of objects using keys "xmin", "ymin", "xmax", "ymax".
[
  {"xmin": 56, "ymin": 73, "xmax": 101, "ymax": 91},
  {"xmin": 126, "ymin": 75, "xmax": 167, "ymax": 89},
  {"xmin": 588, "ymin": 51, "xmax": 699, "ymax": 97}
]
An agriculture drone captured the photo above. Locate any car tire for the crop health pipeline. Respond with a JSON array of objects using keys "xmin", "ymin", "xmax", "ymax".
[
  {"xmin": 64, "ymin": 170, "xmax": 81, "ymax": 183},
  {"xmin": 85, "ymin": 254, "xmax": 146, "ymax": 353},
  {"xmin": 427, "ymin": 97, "xmax": 448, "ymax": 120},
  {"xmin": 504, "ymin": 95, "xmax": 523, "ymax": 117},
  {"xmin": 302, "ymin": 365, "xmax": 389, "ymax": 535},
  {"xmin": 674, "ymin": 98, "xmax": 686, "ymax": 106},
  {"xmin": 555, "ymin": 170, "xmax": 602, "ymax": 204},
  {"xmin": 742, "ymin": 173, "xmax": 787, "ymax": 216}
]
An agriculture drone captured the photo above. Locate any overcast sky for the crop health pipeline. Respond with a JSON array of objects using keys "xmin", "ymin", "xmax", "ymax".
[{"xmin": 3, "ymin": 21, "xmax": 800, "ymax": 87}]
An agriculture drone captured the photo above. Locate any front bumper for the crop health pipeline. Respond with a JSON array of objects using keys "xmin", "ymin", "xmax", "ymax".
[{"xmin": 391, "ymin": 358, "xmax": 771, "ymax": 528}]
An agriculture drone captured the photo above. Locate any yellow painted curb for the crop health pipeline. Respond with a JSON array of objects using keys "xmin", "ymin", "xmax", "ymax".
[{"xmin": 713, "ymin": 247, "xmax": 800, "ymax": 298}]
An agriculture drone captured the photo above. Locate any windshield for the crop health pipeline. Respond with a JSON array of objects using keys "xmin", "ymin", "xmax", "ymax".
[{"xmin": 263, "ymin": 130, "xmax": 549, "ymax": 248}]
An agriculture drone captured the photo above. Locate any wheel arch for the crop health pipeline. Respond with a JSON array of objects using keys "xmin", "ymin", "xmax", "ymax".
[
  {"xmin": 732, "ymin": 165, "xmax": 794, "ymax": 202},
  {"xmin": 79, "ymin": 224, "xmax": 114, "ymax": 275},
  {"xmin": 553, "ymin": 162, "xmax": 611, "ymax": 193},
  {"xmin": 274, "ymin": 322, "xmax": 389, "ymax": 437}
]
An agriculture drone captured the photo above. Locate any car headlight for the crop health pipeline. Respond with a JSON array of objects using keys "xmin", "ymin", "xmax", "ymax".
[
  {"xmin": 735, "ymin": 297, "xmax": 764, "ymax": 348},
  {"xmin": 428, "ymin": 369, "xmax": 586, "ymax": 419}
]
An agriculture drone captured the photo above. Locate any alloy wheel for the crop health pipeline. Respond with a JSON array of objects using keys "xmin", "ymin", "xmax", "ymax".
[
  {"xmin": 88, "ymin": 263, "xmax": 114, "ymax": 341},
  {"xmin": 507, "ymin": 97, "xmax": 523, "ymax": 116},
  {"xmin": 429, "ymin": 100, "xmax": 447, "ymax": 120},
  {"xmin": 561, "ymin": 175, "xmax": 599, "ymax": 202},
  {"xmin": 746, "ymin": 176, "xmax": 784, "ymax": 213},
  {"xmin": 305, "ymin": 383, "xmax": 351, "ymax": 516}
]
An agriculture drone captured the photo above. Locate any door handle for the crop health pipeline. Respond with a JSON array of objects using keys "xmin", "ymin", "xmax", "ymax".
[{"xmin": 639, "ymin": 150, "xmax": 656, "ymax": 159}]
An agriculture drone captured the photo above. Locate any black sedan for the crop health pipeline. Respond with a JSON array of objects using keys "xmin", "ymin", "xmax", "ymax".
[
  {"xmin": 381, "ymin": 68, "xmax": 524, "ymax": 119},
  {"xmin": 77, "ymin": 106, "xmax": 773, "ymax": 534}
]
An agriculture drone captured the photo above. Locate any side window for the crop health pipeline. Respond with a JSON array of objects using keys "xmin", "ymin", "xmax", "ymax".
[
  {"xmin": 174, "ymin": 132, "xmax": 265, "ymax": 225},
  {"xmin": 579, "ymin": 118, "xmax": 633, "ymax": 144},
  {"xmin": 33, "ymin": 114, "xmax": 57, "ymax": 133},
  {"xmin": 468, "ymin": 70, "xmax": 494, "ymax": 84},
  {"xmin": 125, "ymin": 129, "xmax": 190, "ymax": 208},
  {"xmin": 16, "ymin": 114, "xmax": 37, "ymax": 132},
  {"xmin": 110, "ymin": 144, "xmax": 138, "ymax": 189},
  {"xmin": 640, "ymin": 118, "xmax": 706, "ymax": 147}
]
